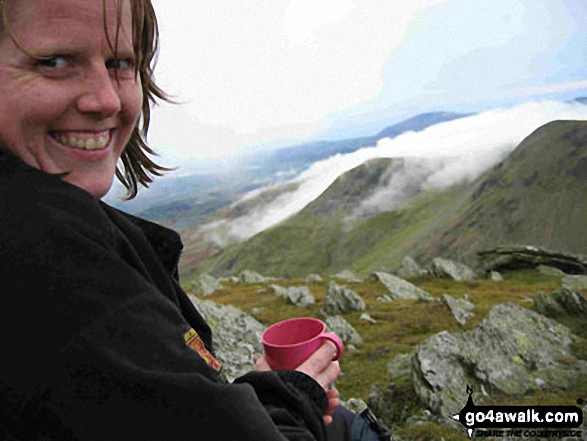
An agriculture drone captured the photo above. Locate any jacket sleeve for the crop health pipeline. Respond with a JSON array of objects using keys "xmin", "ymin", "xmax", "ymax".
[{"xmin": 0, "ymin": 179, "xmax": 328, "ymax": 441}]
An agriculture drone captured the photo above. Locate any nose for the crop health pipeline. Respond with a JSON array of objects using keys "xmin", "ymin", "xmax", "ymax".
[{"xmin": 76, "ymin": 64, "xmax": 122, "ymax": 117}]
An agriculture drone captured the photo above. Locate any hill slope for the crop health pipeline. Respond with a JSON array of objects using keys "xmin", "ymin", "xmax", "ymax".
[{"xmin": 188, "ymin": 120, "xmax": 587, "ymax": 279}]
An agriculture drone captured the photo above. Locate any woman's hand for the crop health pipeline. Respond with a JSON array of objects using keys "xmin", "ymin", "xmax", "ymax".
[{"xmin": 254, "ymin": 341, "xmax": 342, "ymax": 425}]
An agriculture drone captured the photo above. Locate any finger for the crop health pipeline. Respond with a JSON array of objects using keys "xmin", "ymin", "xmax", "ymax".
[
  {"xmin": 305, "ymin": 360, "xmax": 340, "ymax": 390},
  {"xmin": 323, "ymin": 415, "xmax": 333, "ymax": 425},
  {"xmin": 254, "ymin": 353, "xmax": 272, "ymax": 372},
  {"xmin": 296, "ymin": 341, "xmax": 338, "ymax": 377}
]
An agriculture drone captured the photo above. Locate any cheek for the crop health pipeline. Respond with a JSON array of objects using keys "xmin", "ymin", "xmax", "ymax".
[{"xmin": 122, "ymin": 79, "xmax": 144, "ymax": 125}]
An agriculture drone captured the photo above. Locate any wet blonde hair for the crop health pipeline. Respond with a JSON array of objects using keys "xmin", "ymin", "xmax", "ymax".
[{"xmin": 1, "ymin": 0, "xmax": 171, "ymax": 199}]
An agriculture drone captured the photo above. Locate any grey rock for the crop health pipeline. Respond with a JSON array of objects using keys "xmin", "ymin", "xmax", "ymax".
[
  {"xmin": 441, "ymin": 293, "xmax": 475, "ymax": 325},
  {"xmin": 325, "ymin": 315, "xmax": 363, "ymax": 345},
  {"xmin": 192, "ymin": 273, "xmax": 222, "ymax": 296},
  {"xmin": 371, "ymin": 271, "xmax": 434, "ymax": 301},
  {"xmin": 412, "ymin": 303, "xmax": 587, "ymax": 417},
  {"xmin": 387, "ymin": 353, "xmax": 413, "ymax": 379},
  {"xmin": 341, "ymin": 398, "xmax": 368, "ymax": 414},
  {"xmin": 268, "ymin": 284, "xmax": 315, "ymax": 308},
  {"xmin": 360, "ymin": 313, "xmax": 377, "ymax": 324},
  {"xmin": 189, "ymin": 295, "xmax": 264, "ymax": 382},
  {"xmin": 431, "ymin": 257, "xmax": 477, "ymax": 281},
  {"xmin": 377, "ymin": 295, "xmax": 393, "ymax": 302},
  {"xmin": 333, "ymin": 270, "xmax": 363, "ymax": 283},
  {"xmin": 397, "ymin": 256, "xmax": 428, "ymax": 278},
  {"xmin": 490, "ymin": 271, "xmax": 504, "ymax": 282},
  {"xmin": 478, "ymin": 245, "xmax": 587, "ymax": 275},
  {"xmin": 534, "ymin": 287, "xmax": 587, "ymax": 318},
  {"xmin": 305, "ymin": 274, "xmax": 324, "ymax": 283},
  {"xmin": 538, "ymin": 265, "xmax": 566, "ymax": 276},
  {"xmin": 238, "ymin": 269, "xmax": 266, "ymax": 283},
  {"xmin": 562, "ymin": 274, "xmax": 587, "ymax": 291},
  {"xmin": 322, "ymin": 281, "xmax": 366, "ymax": 315}
]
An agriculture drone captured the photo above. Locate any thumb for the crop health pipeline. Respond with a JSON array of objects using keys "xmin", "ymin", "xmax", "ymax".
[{"xmin": 254, "ymin": 353, "xmax": 272, "ymax": 371}]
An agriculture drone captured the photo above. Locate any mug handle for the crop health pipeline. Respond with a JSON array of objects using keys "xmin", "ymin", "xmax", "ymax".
[{"xmin": 320, "ymin": 332, "xmax": 344, "ymax": 361}]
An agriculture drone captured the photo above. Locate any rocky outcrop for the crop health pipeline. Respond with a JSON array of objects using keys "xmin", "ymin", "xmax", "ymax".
[
  {"xmin": 333, "ymin": 270, "xmax": 363, "ymax": 283},
  {"xmin": 534, "ymin": 287, "xmax": 587, "ymax": 318},
  {"xmin": 322, "ymin": 281, "xmax": 366, "ymax": 315},
  {"xmin": 478, "ymin": 245, "xmax": 587, "ymax": 275},
  {"xmin": 411, "ymin": 303, "xmax": 587, "ymax": 418},
  {"xmin": 431, "ymin": 257, "xmax": 477, "ymax": 281},
  {"xmin": 191, "ymin": 273, "xmax": 222, "ymax": 296},
  {"xmin": 325, "ymin": 316, "xmax": 363, "ymax": 345},
  {"xmin": 238, "ymin": 269, "xmax": 268, "ymax": 283},
  {"xmin": 371, "ymin": 271, "xmax": 434, "ymax": 301},
  {"xmin": 441, "ymin": 294, "xmax": 475, "ymax": 325},
  {"xmin": 189, "ymin": 296, "xmax": 264, "ymax": 382},
  {"xmin": 268, "ymin": 284, "xmax": 315, "ymax": 308},
  {"xmin": 562, "ymin": 274, "xmax": 587, "ymax": 291},
  {"xmin": 396, "ymin": 256, "xmax": 427, "ymax": 278}
]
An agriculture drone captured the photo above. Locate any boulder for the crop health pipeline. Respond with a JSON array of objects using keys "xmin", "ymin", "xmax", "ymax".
[
  {"xmin": 283, "ymin": 286, "xmax": 315, "ymax": 308},
  {"xmin": 534, "ymin": 287, "xmax": 587, "ymax": 318},
  {"xmin": 478, "ymin": 245, "xmax": 587, "ymax": 275},
  {"xmin": 333, "ymin": 270, "xmax": 363, "ymax": 283},
  {"xmin": 490, "ymin": 271, "xmax": 504, "ymax": 282},
  {"xmin": 411, "ymin": 303, "xmax": 587, "ymax": 417},
  {"xmin": 238, "ymin": 269, "xmax": 267, "ymax": 283},
  {"xmin": 322, "ymin": 281, "xmax": 366, "ymax": 315},
  {"xmin": 189, "ymin": 296, "xmax": 265, "ymax": 382},
  {"xmin": 305, "ymin": 274, "xmax": 324, "ymax": 283},
  {"xmin": 562, "ymin": 274, "xmax": 587, "ymax": 291},
  {"xmin": 371, "ymin": 271, "xmax": 434, "ymax": 301},
  {"xmin": 387, "ymin": 353, "xmax": 412, "ymax": 379},
  {"xmin": 431, "ymin": 257, "xmax": 477, "ymax": 281},
  {"xmin": 192, "ymin": 273, "xmax": 221, "ymax": 296},
  {"xmin": 325, "ymin": 315, "xmax": 363, "ymax": 345},
  {"xmin": 397, "ymin": 256, "xmax": 428, "ymax": 278},
  {"xmin": 441, "ymin": 294, "xmax": 475, "ymax": 325}
]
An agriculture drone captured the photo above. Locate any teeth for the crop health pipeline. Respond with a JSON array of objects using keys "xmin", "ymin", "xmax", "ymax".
[{"xmin": 53, "ymin": 132, "xmax": 110, "ymax": 151}]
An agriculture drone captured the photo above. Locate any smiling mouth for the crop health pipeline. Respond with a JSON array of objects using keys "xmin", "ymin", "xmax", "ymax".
[{"xmin": 50, "ymin": 130, "xmax": 111, "ymax": 151}]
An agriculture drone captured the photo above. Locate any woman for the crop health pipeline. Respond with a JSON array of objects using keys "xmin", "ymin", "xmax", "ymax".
[{"xmin": 0, "ymin": 0, "xmax": 348, "ymax": 440}]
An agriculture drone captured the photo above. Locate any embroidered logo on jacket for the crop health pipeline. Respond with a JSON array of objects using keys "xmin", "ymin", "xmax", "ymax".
[{"xmin": 184, "ymin": 328, "xmax": 222, "ymax": 371}]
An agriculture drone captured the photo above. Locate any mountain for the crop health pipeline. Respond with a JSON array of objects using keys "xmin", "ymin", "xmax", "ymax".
[{"xmin": 186, "ymin": 120, "xmax": 587, "ymax": 279}]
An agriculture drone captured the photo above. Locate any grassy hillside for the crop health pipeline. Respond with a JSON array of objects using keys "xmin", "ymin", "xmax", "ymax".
[{"xmin": 187, "ymin": 120, "xmax": 587, "ymax": 281}]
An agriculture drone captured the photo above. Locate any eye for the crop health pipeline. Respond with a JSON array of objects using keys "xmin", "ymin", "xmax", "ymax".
[
  {"xmin": 106, "ymin": 57, "xmax": 135, "ymax": 71},
  {"xmin": 37, "ymin": 55, "xmax": 69, "ymax": 69}
]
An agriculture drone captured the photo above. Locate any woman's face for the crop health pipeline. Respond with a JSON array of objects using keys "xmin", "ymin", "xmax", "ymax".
[{"xmin": 0, "ymin": 0, "xmax": 143, "ymax": 198}]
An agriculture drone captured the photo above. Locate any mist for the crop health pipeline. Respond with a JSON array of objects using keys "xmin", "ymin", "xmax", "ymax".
[{"xmin": 201, "ymin": 100, "xmax": 587, "ymax": 243}]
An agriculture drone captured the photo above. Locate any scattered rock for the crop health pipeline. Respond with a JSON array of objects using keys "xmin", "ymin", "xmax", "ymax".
[
  {"xmin": 333, "ymin": 270, "xmax": 363, "ymax": 283},
  {"xmin": 238, "ymin": 269, "xmax": 267, "ymax": 283},
  {"xmin": 322, "ymin": 281, "xmax": 366, "ymax": 315},
  {"xmin": 431, "ymin": 257, "xmax": 477, "ymax": 281},
  {"xmin": 192, "ymin": 273, "xmax": 222, "ymax": 296},
  {"xmin": 371, "ymin": 271, "xmax": 434, "ymax": 301},
  {"xmin": 325, "ymin": 315, "xmax": 363, "ymax": 345},
  {"xmin": 411, "ymin": 303, "xmax": 587, "ymax": 418},
  {"xmin": 305, "ymin": 274, "xmax": 323, "ymax": 283},
  {"xmin": 478, "ymin": 245, "xmax": 587, "ymax": 275},
  {"xmin": 538, "ymin": 265, "xmax": 566, "ymax": 276},
  {"xmin": 397, "ymin": 256, "xmax": 428, "ymax": 278},
  {"xmin": 376, "ymin": 295, "xmax": 392, "ymax": 302},
  {"xmin": 490, "ymin": 271, "xmax": 504, "ymax": 282},
  {"xmin": 189, "ymin": 296, "xmax": 265, "ymax": 382},
  {"xmin": 249, "ymin": 307, "xmax": 266, "ymax": 316},
  {"xmin": 387, "ymin": 353, "xmax": 412, "ymax": 379},
  {"xmin": 360, "ymin": 313, "xmax": 377, "ymax": 324},
  {"xmin": 534, "ymin": 287, "xmax": 587, "ymax": 318},
  {"xmin": 562, "ymin": 274, "xmax": 587, "ymax": 291},
  {"xmin": 441, "ymin": 293, "xmax": 475, "ymax": 325},
  {"xmin": 268, "ymin": 284, "xmax": 315, "ymax": 307}
]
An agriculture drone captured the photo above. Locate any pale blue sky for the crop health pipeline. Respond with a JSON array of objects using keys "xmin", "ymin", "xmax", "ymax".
[{"xmin": 147, "ymin": 0, "xmax": 587, "ymax": 166}]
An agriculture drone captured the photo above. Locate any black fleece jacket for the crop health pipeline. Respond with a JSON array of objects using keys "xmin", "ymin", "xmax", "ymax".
[{"xmin": 0, "ymin": 149, "xmax": 328, "ymax": 441}]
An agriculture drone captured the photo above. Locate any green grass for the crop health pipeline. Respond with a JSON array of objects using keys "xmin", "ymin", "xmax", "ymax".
[{"xmin": 182, "ymin": 269, "xmax": 586, "ymax": 440}]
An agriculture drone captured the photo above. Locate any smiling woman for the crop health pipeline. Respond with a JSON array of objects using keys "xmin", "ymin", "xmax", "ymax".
[
  {"xmin": 0, "ymin": 1, "xmax": 355, "ymax": 440},
  {"xmin": 0, "ymin": 0, "xmax": 167, "ymax": 199}
]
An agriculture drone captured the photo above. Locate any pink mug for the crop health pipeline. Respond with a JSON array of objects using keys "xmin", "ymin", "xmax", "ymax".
[{"xmin": 261, "ymin": 317, "xmax": 344, "ymax": 370}]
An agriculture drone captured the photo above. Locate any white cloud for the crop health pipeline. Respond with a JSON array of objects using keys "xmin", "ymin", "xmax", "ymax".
[{"xmin": 212, "ymin": 100, "xmax": 587, "ymax": 241}]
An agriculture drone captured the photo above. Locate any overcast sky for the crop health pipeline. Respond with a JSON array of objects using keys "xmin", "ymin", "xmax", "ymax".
[{"xmin": 147, "ymin": 0, "xmax": 587, "ymax": 168}]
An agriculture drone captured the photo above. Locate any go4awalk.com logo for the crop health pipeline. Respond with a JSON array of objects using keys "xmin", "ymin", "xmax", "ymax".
[{"xmin": 452, "ymin": 386, "xmax": 584, "ymax": 439}]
